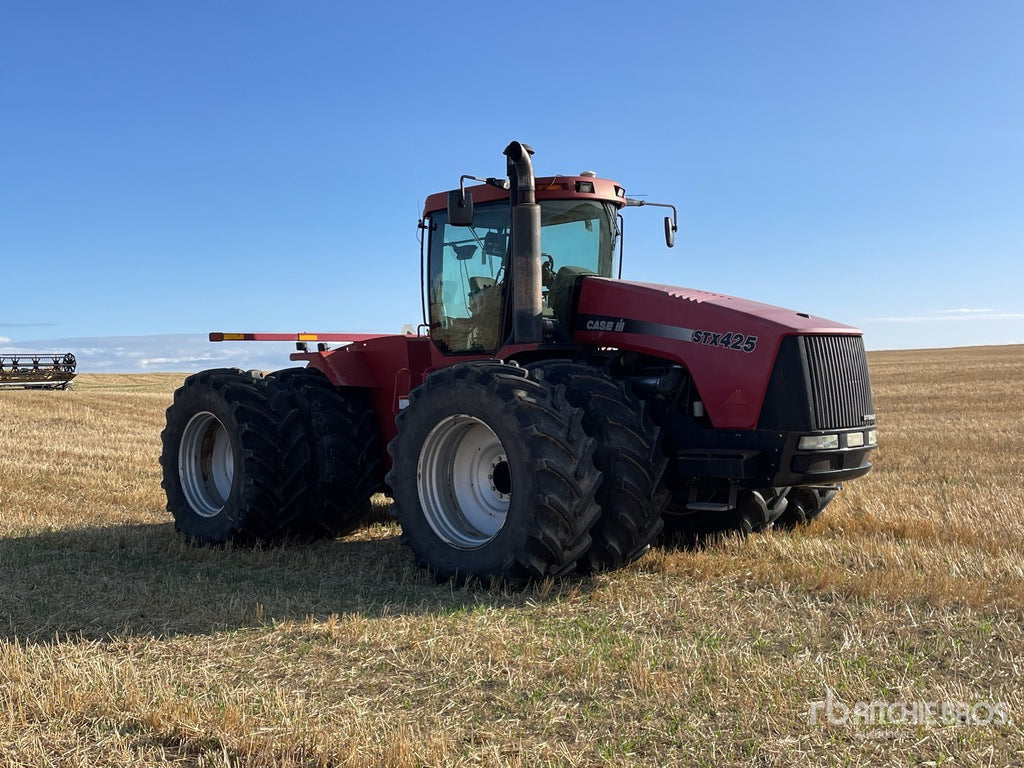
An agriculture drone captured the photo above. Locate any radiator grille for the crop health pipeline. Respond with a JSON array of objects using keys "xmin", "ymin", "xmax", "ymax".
[{"xmin": 803, "ymin": 335, "xmax": 874, "ymax": 429}]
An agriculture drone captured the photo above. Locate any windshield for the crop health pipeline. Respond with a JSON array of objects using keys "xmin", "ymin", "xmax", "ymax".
[
  {"xmin": 539, "ymin": 199, "xmax": 619, "ymax": 278},
  {"xmin": 427, "ymin": 199, "xmax": 619, "ymax": 354}
]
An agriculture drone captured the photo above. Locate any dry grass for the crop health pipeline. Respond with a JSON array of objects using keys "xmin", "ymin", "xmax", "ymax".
[{"xmin": 1, "ymin": 348, "xmax": 1022, "ymax": 767}]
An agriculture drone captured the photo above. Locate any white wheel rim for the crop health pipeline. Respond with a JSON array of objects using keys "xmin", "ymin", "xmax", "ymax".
[
  {"xmin": 179, "ymin": 411, "xmax": 234, "ymax": 518},
  {"xmin": 417, "ymin": 414, "xmax": 512, "ymax": 549}
]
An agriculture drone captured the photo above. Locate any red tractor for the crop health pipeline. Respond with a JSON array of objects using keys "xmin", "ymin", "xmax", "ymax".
[{"xmin": 161, "ymin": 141, "xmax": 876, "ymax": 583}]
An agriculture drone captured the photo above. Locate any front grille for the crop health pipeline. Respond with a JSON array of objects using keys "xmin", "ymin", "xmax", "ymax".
[{"xmin": 803, "ymin": 335, "xmax": 874, "ymax": 429}]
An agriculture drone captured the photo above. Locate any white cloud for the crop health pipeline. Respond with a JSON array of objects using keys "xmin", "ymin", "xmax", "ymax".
[
  {"xmin": 138, "ymin": 354, "xmax": 218, "ymax": 368},
  {"xmin": 0, "ymin": 336, "xmax": 10, "ymax": 344}
]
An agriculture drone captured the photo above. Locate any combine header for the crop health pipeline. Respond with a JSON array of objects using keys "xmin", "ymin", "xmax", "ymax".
[{"xmin": 0, "ymin": 353, "xmax": 77, "ymax": 390}]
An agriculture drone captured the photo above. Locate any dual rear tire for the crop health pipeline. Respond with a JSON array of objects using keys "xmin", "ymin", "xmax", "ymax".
[
  {"xmin": 160, "ymin": 369, "xmax": 305, "ymax": 543},
  {"xmin": 161, "ymin": 367, "xmax": 379, "ymax": 544}
]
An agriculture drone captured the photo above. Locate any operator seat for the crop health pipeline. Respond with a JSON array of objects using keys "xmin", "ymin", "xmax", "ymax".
[
  {"xmin": 549, "ymin": 266, "xmax": 596, "ymax": 327},
  {"xmin": 467, "ymin": 276, "xmax": 502, "ymax": 352},
  {"xmin": 430, "ymin": 280, "xmax": 472, "ymax": 352},
  {"xmin": 468, "ymin": 276, "xmax": 497, "ymax": 302}
]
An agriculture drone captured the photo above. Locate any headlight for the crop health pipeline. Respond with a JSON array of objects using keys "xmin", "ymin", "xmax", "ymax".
[
  {"xmin": 867, "ymin": 429, "xmax": 878, "ymax": 446},
  {"xmin": 798, "ymin": 434, "xmax": 839, "ymax": 451},
  {"xmin": 845, "ymin": 432, "xmax": 865, "ymax": 448}
]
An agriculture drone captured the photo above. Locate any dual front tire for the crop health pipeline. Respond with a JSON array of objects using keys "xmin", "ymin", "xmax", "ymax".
[{"xmin": 387, "ymin": 360, "xmax": 670, "ymax": 584}]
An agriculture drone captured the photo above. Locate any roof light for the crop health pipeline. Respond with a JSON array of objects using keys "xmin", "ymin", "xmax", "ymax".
[{"xmin": 576, "ymin": 180, "xmax": 595, "ymax": 193}]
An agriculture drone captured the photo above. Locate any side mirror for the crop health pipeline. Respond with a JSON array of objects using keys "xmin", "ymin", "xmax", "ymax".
[
  {"xmin": 448, "ymin": 189, "xmax": 474, "ymax": 227},
  {"xmin": 664, "ymin": 215, "xmax": 676, "ymax": 248}
]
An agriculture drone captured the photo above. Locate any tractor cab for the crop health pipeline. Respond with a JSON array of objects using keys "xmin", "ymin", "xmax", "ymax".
[
  {"xmin": 423, "ymin": 195, "xmax": 620, "ymax": 354},
  {"xmin": 421, "ymin": 143, "xmax": 678, "ymax": 357}
]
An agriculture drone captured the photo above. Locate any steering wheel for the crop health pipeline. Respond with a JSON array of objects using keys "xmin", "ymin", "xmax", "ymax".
[{"xmin": 541, "ymin": 253, "xmax": 556, "ymax": 287}]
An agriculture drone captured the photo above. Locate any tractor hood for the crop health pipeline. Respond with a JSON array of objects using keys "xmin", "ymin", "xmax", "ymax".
[
  {"xmin": 571, "ymin": 277, "xmax": 862, "ymax": 429},
  {"xmin": 573, "ymin": 278, "xmax": 859, "ymax": 339}
]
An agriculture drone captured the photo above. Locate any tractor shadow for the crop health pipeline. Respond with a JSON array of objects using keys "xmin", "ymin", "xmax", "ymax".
[{"xmin": 0, "ymin": 521, "xmax": 586, "ymax": 644}]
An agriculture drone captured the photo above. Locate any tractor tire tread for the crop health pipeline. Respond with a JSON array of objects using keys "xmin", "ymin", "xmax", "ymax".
[
  {"xmin": 266, "ymin": 367, "xmax": 382, "ymax": 538},
  {"xmin": 529, "ymin": 360, "xmax": 669, "ymax": 572}
]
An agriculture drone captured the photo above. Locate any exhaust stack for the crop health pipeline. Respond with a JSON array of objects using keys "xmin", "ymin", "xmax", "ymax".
[{"xmin": 503, "ymin": 141, "xmax": 542, "ymax": 345}]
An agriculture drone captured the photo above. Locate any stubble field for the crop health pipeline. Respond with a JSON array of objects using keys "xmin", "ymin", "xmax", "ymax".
[{"xmin": 1, "ymin": 346, "xmax": 1022, "ymax": 767}]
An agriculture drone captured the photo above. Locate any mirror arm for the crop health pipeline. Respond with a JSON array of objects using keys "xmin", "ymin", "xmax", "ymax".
[
  {"xmin": 461, "ymin": 174, "xmax": 511, "ymax": 198},
  {"xmin": 625, "ymin": 198, "xmax": 678, "ymax": 248}
]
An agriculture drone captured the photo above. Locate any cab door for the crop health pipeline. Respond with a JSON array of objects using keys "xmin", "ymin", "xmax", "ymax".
[{"xmin": 426, "ymin": 203, "xmax": 510, "ymax": 355}]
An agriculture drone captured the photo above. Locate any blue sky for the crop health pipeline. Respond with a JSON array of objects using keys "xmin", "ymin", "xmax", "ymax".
[{"xmin": 2, "ymin": 1, "xmax": 1022, "ymax": 372}]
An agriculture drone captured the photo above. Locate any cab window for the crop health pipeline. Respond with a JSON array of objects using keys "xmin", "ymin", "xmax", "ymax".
[{"xmin": 427, "ymin": 203, "xmax": 510, "ymax": 354}]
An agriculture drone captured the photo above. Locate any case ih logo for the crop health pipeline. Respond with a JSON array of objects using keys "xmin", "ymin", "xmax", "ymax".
[
  {"xmin": 585, "ymin": 318, "xmax": 627, "ymax": 333},
  {"xmin": 577, "ymin": 315, "xmax": 759, "ymax": 353}
]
